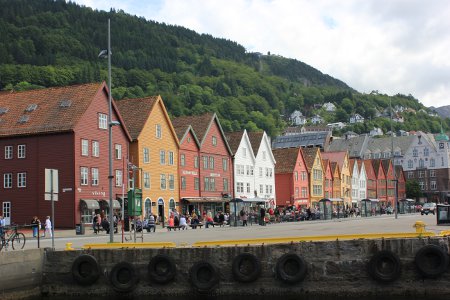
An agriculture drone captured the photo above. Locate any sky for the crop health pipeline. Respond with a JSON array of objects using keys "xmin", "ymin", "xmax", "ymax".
[{"xmin": 73, "ymin": 0, "xmax": 450, "ymax": 108}]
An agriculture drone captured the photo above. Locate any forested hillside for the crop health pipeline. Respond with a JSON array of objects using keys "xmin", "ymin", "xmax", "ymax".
[{"xmin": 0, "ymin": 0, "xmax": 448, "ymax": 136}]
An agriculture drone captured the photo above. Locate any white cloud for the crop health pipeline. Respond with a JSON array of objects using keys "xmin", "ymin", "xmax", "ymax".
[{"xmin": 73, "ymin": 0, "xmax": 450, "ymax": 107}]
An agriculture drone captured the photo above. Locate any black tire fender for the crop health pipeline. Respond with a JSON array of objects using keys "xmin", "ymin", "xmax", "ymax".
[
  {"xmin": 71, "ymin": 254, "xmax": 100, "ymax": 286},
  {"xmin": 148, "ymin": 254, "xmax": 177, "ymax": 284},
  {"xmin": 110, "ymin": 261, "xmax": 139, "ymax": 293},
  {"xmin": 415, "ymin": 244, "xmax": 449, "ymax": 278},
  {"xmin": 367, "ymin": 250, "xmax": 401, "ymax": 283},
  {"xmin": 189, "ymin": 261, "xmax": 219, "ymax": 292},
  {"xmin": 275, "ymin": 253, "xmax": 307, "ymax": 284},
  {"xmin": 232, "ymin": 253, "xmax": 261, "ymax": 283}
]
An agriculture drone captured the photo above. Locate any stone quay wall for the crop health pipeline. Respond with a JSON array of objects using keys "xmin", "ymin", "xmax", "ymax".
[{"xmin": 2, "ymin": 237, "xmax": 450, "ymax": 299}]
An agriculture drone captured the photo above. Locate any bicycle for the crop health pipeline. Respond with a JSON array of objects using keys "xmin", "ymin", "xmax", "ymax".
[{"xmin": 0, "ymin": 225, "xmax": 26, "ymax": 251}]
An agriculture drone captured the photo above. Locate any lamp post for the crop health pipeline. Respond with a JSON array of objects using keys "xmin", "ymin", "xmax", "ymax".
[
  {"xmin": 99, "ymin": 19, "xmax": 115, "ymax": 243},
  {"xmin": 390, "ymin": 98, "xmax": 398, "ymax": 219}
]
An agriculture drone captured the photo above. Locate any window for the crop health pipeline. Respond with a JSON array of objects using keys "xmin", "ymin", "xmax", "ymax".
[
  {"xmin": 246, "ymin": 183, "xmax": 250, "ymax": 193},
  {"xmin": 222, "ymin": 158, "xmax": 228, "ymax": 171},
  {"xmin": 259, "ymin": 167, "xmax": 263, "ymax": 177},
  {"xmin": 160, "ymin": 174, "xmax": 166, "ymax": 190},
  {"xmin": 141, "ymin": 148, "xmax": 149, "ymax": 164},
  {"xmin": 209, "ymin": 157, "xmax": 215, "ymax": 169},
  {"xmin": 5, "ymin": 146, "xmax": 12, "ymax": 159},
  {"xmin": 204, "ymin": 177, "xmax": 210, "ymax": 191},
  {"xmin": 156, "ymin": 124, "xmax": 162, "ymax": 138},
  {"xmin": 419, "ymin": 159, "xmax": 424, "ymax": 168},
  {"xmin": 169, "ymin": 151, "xmax": 174, "ymax": 165},
  {"xmin": 419, "ymin": 181, "xmax": 424, "ymax": 190},
  {"xmin": 413, "ymin": 148, "xmax": 418, "ymax": 157},
  {"xmin": 169, "ymin": 174, "xmax": 175, "ymax": 190},
  {"xmin": 180, "ymin": 154, "xmax": 186, "ymax": 167},
  {"xmin": 18, "ymin": 145, "xmax": 26, "ymax": 158},
  {"xmin": 302, "ymin": 187, "xmax": 307, "ymax": 198},
  {"xmin": 160, "ymin": 150, "xmax": 166, "ymax": 164},
  {"xmin": 194, "ymin": 156, "xmax": 199, "ymax": 168},
  {"xmin": 115, "ymin": 170, "xmax": 122, "ymax": 187},
  {"xmin": 418, "ymin": 170, "xmax": 424, "ymax": 178},
  {"xmin": 313, "ymin": 184, "xmax": 322, "ymax": 196},
  {"xmin": 223, "ymin": 178, "xmax": 229, "ymax": 192},
  {"xmin": 424, "ymin": 148, "xmax": 429, "ymax": 156},
  {"xmin": 4, "ymin": 173, "xmax": 12, "ymax": 188},
  {"xmin": 203, "ymin": 156, "xmax": 208, "ymax": 169},
  {"xmin": 17, "ymin": 172, "xmax": 26, "ymax": 188},
  {"xmin": 144, "ymin": 172, "xmax": 150, "ymax": 189},
  {"xmin": 295, "ymin": 187, "xmax": 299, "ymax": 197},
  {"xmin": 237, "ymin": 182, "xmax": 244, "ymax": 193},
  {"xmin": 237, "ymin": 165, "xmax": 244, "ymax": 176},
  {"xmin": 80, "ymin": 167, "xmax": 88, "ymax": 185},
  {"xmin": 430, "ymin": 181, "xmax": 437, "ymax": 190},
  {"xmin": 98, "ymin": 113, "xmax": 108, "ymax": 129},
  {"xmin": 91, "ymin": 168, "xmax": 99, "ymax": 186},
  {"xmin": 301, "ymin": 171, "xmax": 307, "ymax": 181},
  {"xmin": 181, "ymin": 176, "xmax": 186, "ymax": 190},
  {"xmin": 212, "ymin": 136, "xmax": 217, "ymax": 146},
  {"xmin": 294, "ymin": 171, "xmax": 298, "ymax": 181},
  {"xmin": 242, "ymin": 148, "xmax": 247, "ymax": 158},
  {"xmin": 115, "ymin": 144, "xmax": 122, "ymax": 159},
  {"xmin": 260, "ymin": 184, "xmax": 263, "ymax": 194},
  {"xmin": 430, "ymin": 158, "xmax": 435, "ymax": 168},
  {"xmin": 92, "ymin": 141, "xmax": 99, "ymax": 157},
  {"xmin": 210, "ymin": 178, "xmax": 216, "ymax": 191},
  {"xmin": 246, "ymin": 165, "xmax": 250, "ymax": 176},
  {"xmin": 194, "ymin": 178, "xmax": 199, "ymax": 190},
  {"xmin": 81, "ymin": 139, "xmax": 89, "ymax": 156},
  {"xmin": 408, "ymin": 160, "xmax": 413, "ymax": 168}
]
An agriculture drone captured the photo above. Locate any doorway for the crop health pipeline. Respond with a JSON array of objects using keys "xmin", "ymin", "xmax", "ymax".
[
  {"xmin": 2, "ymin": 202, "xmax": 11, "ymax": 225},
  {"xmin": 158, "ymin": 198, "xmax": 165, "ymax": 227}
]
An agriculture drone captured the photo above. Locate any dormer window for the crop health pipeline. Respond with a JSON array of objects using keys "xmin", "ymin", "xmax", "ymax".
[
  {"xmin": 0, "ymin": 107, "xmax": 9, "ymax": 115},
  {"xmin": 18, "ymin": 115, "xmax": 29, "ymax": 123},
  {"xmin": 25, "ymin": 104, "xmax": 38, "ymax": 112}
]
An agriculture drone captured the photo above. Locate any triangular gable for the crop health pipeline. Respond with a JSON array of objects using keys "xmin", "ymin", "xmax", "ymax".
[
  {"xmin": 201, "ymin": 113, "xmax": 233, "ymax": 156},
  {"xmin": 147, "ymin": 96, "xmax": 180, "ymax": 147},
  {"xmin": 178, "ymin": 125, "xmax": 201, "ymax": 150}
]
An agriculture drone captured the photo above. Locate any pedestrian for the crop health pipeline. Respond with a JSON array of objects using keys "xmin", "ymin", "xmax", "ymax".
[
  {"xmin": 260, "ymin": 207, "xmax": 266, "ymax": 226},
  {"xmin": 43, "ymin": 216, "xmax": 52, "ymax": 238},
  {"xmin": 31, "ymin": 216, "xmax": 40, "ymax": 237},
  {"xmin": 0, "ymin": 215, "xmax": 4, "ymax": 240},
  {"xmin": 92, "ymin": 213, "xmax": 97, "ymax": 233},
  {"xmin": 240, "ymin": 208, "xmax": 247, "ymax": 226}
]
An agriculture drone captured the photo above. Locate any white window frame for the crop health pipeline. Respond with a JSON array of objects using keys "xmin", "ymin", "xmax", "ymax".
[
  {"xmin": 237, "ymin": 182, "xmax": 244, "ymax": 193},
  {"xmin": 160, "ymin": 174, "xmax": 166, "ymax": 190},
  {"xmin": 18, "ymin": 144, "xmax": 26, "ymax": 159},
  {"xmin": 160, "ymin": 150, "xmax": 166, "ymax": 165},
  {"xmin": 91, "ymin": 168, "xmax": 99, "ymax": 186},
  {"xmin": 180, "ymin": 154, "xmax": 186, "ymax": 166},
  {"xmin": 430, "ymin": 181, "xmax": 437, "ymax": 190},
  {"xmin": 144, "ymin": 172, "xmax": 150, "ymax": 189},
  {"xmin": 169, "ymin": 174, "xmax": 175, "ymax": 190},
  {"xmin": 81, "ymin": 139, "xmax": 89, "ymax": 156},
  {"xmin": 222, "ymin": 158, "xmax": 228, "ymax": 171},
  {"xmin": 212, "ymin": 136, "xmax": 217, "ymax": 146},
  {"xmin": 181, "ymin": 176, "xmax": 186, "ymax": 190},
  {"xmin": 115, "ymin": 170, "xmax": 122, "ymax": 187},
  {"xmin": 80, "ymin": 167, "xmax": 89, "ymax": 185},
  {"xmin": 92, "ymin": 141, "xmax": 99, "ymax": 157},
  {"xmin": 156, "ymin": 124, "xmax": 162, "ymax": 139},
  {"xmin": 98, "ymin": 113, "xmax": 108, "ymax": 129},
  {"xmin": 17, "ymin": 172, "xmax": 26, "ymax": 188},
  {"xmin": 4, "ymin": 146, "xmax": 13, "ymax": 159},
  {"xmin": 169, "ymin": 151, "xmax": 174, "ymax": 165},
  {"xmin": 143, "ymin": 147, "xmax": 150, "ymax": 163},
  {"xmin": 115, "ymin": 144, "xmax": 122, "ymax": 159},
  {"xmin": 4, "ymin": 173, "xmax": 12, "ymax": 188}
]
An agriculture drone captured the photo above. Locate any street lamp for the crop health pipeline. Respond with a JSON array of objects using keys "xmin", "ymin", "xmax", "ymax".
[
  {"xmin": 390, "ymin": 98, "xmax": 398, "ymax": 219},
  {"xmin": 99, "ymin": 18, "xmax": 115, "ymax": 243}
]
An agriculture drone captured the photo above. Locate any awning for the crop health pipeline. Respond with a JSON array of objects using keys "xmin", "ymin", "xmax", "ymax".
[
  {"xmin": 369, "ymin": 198, "xmax": 379, "ymax": 202},
  {"xmin": 182, "ymin": 197, "xmax": 228, "ymax": 203},
  {"xmin": 329, "ymin": 198, "xmax": 344, "ymax": 202},
  {"xmin": 80, "ymin": 199, "xmax": 100, "ymax": 210},
  {"xmin": 243, "ymin": 197, "xmax": 269, "ymax": 203},
  {"xmin": 99, "ymin": 199, "xmax": 121, "ymax": 209}
]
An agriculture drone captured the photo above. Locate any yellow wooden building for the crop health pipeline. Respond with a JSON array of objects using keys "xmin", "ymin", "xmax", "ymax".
[
  {"xmin": 301, "ymin": 147, "xmax": 325, "ymax": 207},
  {"xmin": 116, "ymin": 96, "xmax": 179, "ymax": 222},
  {"xmin": 322, "ymin": 151, "xmax": 352, "ymax": 206}
]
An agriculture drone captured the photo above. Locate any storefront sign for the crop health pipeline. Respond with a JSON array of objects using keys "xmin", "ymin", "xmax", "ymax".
[
  {"xmin": 210, "ymin": 173, "xmax": 221, "ymax": 177},
  {"xmin": 92, "ymin": 191, "xmax": 106, "ymax": 197},
  {"xmin": 182, "ymin": 170, "xmax": 198, "ymax": 175}
]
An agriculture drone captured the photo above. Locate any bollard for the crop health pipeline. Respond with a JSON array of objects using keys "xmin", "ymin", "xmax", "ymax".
[
  {"xmin": 413, "ymin": 221, "xmax": 426, "ymax": 234},
  {"xmin": 65, "ymin": 242, "xmax": 74, "ymax": 251}
]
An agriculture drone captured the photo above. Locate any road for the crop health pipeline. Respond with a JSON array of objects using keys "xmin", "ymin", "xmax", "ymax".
[{"xmin": 16, "ymin": 213, "xmax": 445, "ymax": 251}]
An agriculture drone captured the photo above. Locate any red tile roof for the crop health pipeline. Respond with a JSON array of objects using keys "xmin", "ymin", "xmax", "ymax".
[
  {"xmin": 273, "ymin": 147, "xmax": 300, "ymax": 173},
  {"xmin": 302, "ymin": 147, "xmax": 319, "ymax": 173},
  {"xmin": 171, "ymin": 113, "xmax": 215, "ymax": 143},
  {"xmin": 0, "ymin": 82, "xmax": 104, "ymax": 137},
  {"xmin": 321, "ymin": 151, "xmax": 347, "ymax": 170},
  {"xmin": 226, "ymin": 131, "xmax": 244, "ymax": 155},
  {"xmin": 115, "ymin": 96, "xmax": 158, "ymax": 140},
  {"xmin": 247, "ymin": 131, "xmax": 264, "ymax": 156}
]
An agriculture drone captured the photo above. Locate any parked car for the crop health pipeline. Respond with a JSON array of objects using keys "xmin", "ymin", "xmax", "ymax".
[{"xmin": 420, "ymin": 202, "xmax": 437, "ymax": 215}]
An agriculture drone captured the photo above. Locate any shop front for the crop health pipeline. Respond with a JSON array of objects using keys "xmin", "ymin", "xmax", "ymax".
[
  {"xmin": 182, "ymin": 197, "xmax": 230, "ymax": 219},
  {"xmin": 80, "ymin": 199, "xmax": 100, "ymax": 224}
]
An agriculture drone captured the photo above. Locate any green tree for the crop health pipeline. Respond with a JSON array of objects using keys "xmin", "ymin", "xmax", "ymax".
[{"xmin": 406, "ymin": 180, "xmax": 422, "ymax": 200}]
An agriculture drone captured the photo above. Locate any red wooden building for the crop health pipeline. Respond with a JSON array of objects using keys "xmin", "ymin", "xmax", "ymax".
[
  {"xmin": 0, "ymin": 83, "xmax": 131, "ymax": 228},
  {"xmin": 273, "ymin": 147, "xmax": 309, "ymax": 208},
  {"xmin": 364, "ymin": 160, "xmax": 377, "ymax": 199},
  {"xmin": 382, "ymin": 159, "xmax": 396, "ymax": 206},
  {"xmin": 172, "ymin": 113, "xmax": 233, "ymax": 215},
  {"xmin": 323, "ymin": 159, "xmax": 333, "ymax": 199},
  {"xmin": 372, "ymin": 159, "xmax": 388, "ymax": 204},
  {"xmin": 395, "ymin": 165, "xmax": 406, "ymax": 200}
]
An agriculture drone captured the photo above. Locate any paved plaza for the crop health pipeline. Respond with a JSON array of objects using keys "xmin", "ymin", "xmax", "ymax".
[{"xmin": 14, "ymin": 213, "xmax": 445, "ymax": 251}]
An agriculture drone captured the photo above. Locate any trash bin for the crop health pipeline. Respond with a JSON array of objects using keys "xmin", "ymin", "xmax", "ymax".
[{"xmin": 75, "ymin": 223, "xmax": 85, "ymax": 235}]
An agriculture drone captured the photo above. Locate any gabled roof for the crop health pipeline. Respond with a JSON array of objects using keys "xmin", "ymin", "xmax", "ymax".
[
  {"xmin": 321, "ymin": 151, "xmax": 347, "ymax": 171},
  {"xmin": 381, "ymin": 159, "xmax": 392, "ymax": 176},
  {"xmin": 302, "ymin": 147, "xmax": 320, "ymax": 173},
  {"xmin": 226, "ymin": 131, "xmax": 244, "ymax": 155},
  {"xmin": 273, "ymin": 147, "xmax": 300, "ymax": 174},
  {"xmin": 349, "ymin": 158, "xmax": 357, "ymax": 176},
  {"xmin": 247, "ymin": 131, "xmax": 264, "ymax": 156},
  {"xmin": 171, "ymin": 112, "xmax": 232, "ymax": 155},
  {"xmin": 115, "ymin": 95, "xmax": 178, "ymax": 146},
  {"xmin": 272, "ymin": 131, "xmax": 332, "ymax": 149},
  {"xmin": 364, "ymin": 160, "xmax": 376, "ymax": 179},
  {"xmin": 331, "ymin": 162, "xmax": 340, "ymax": 177},
  {"xmin": 0, "ymin": 82, "xmax": 122, "ymax": 137},
  {"xmin": 371, "ymin": 159, "xmax": 385, "ymax": 178},
  {"xmin": 323, "ymin": 159, "xmax": 332, "ymax": 176},
  {"xmin": 395, "ymin": 165, "xmax": 405, "ymax": 180}
]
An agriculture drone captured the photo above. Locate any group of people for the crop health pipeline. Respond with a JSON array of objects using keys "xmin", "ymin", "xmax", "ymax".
[
  {"xmin": 92, "ymin": 213, "xmax": 118, "ymax": 234},
  {"xmin": 30, "ymin": 216, "xmax": 52, "ymax": 238}
]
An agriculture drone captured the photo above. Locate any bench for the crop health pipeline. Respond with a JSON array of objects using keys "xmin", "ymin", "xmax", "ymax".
[
  {"xmin": 189, "ymin": 223, "xmax": 203, "ymax": 229},
  {"xmin": 167, "ymin": 225, "xmax": 181, "ymax": 231}
]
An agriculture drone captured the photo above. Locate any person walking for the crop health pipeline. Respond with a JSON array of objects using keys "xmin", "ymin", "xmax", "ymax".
[
  {"xmin": 43, "ymin": 216, "xmax": 52, "ymax": 238},
  {"xmin": 31, "ymin": 216, "xmax": 40, "ymax": 238}
]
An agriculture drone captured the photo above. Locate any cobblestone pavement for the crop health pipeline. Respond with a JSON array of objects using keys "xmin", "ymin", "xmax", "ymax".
[{"xmin": 12, "ymin": 213, "xmax": 444, "ymax": 250}]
